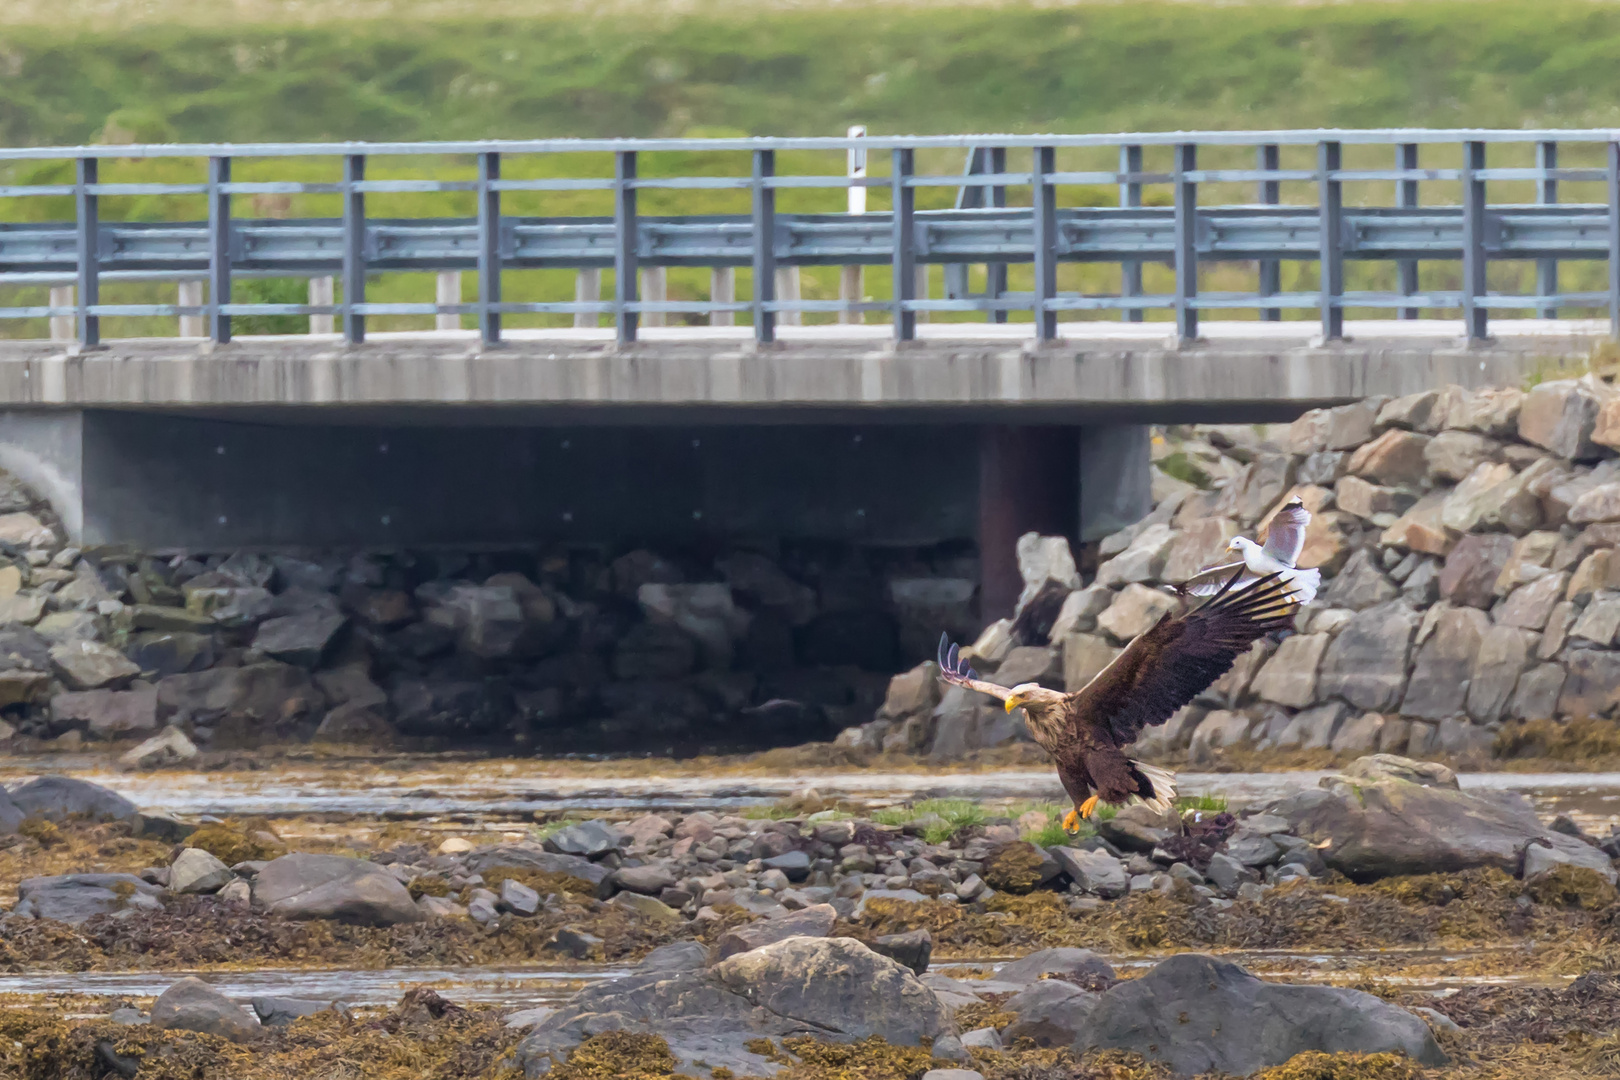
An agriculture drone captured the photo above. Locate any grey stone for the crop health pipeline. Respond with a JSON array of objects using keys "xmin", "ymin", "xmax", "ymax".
[
  {"xmin": 1097, "ymin": 804, "xmax": 1180, "ymax": 853},
  {"xmin": 1096, "ymin": 525, "xmax": 1176, "ymax": 588},
  {"xmin": 1329, "ymin": 712, "xmax": 1387, "ymax": 755},
  {"xmin": 1558, "ymin": 649, "xmax": 1620, "ymax": 720},
  {"xmin": 119, "ymin": 726, "xmax": 198, "ymax": 770},
  {"xmin": 1439, "ymin": 533, "xmax": 1517, "ymax": 609},
  {"xmin": 170, "ymin": 848, "xmax": 234, "ymax": 894},
  {"xmin": 1321, "ymin": 551, "xmax": 1397, "ymax": 610},
  {"xmin": 1467, "ymin": 625, "xmax": 1538, "ymax": 723},
  {"xmin": 960, "ymin": 1027, "xmax": 1004, "ymax": 1050},
  {"xmin": 1079, "ymin": 953, "xmax": 1446, "ymax": 1075},
  {"xmin": 1523, "ymin": 840, "xmax": 1617, "ymax": 883},
  {"xmin": 1273, "ymin": 702, "xmax": 1349, "ymax": 752},
  {"xmin": 922, "ymin": 1071, "xmax": 983, "ymax": 1080},
  {"xmin": 500, "ymin": 878, "xmax": 541, "ymax": 916},
  {"xmin": 612, "ymin": 864, "xmax": 677, "ymax": 895},
  {"xmin": 517, "ymin": 937, "xmax": 952, "ymax": 1077},
  {"xmin": 1188, "ymin": 710, "xmax": 1251, "ymax": 761},
  {"xmin": 15, "ymin": 873, "xmax": 165, "ymax": 924},
  {"xmin": 637, "ymin": 941, "xmax": 710, "ymax": 972},
  {"xmin": 252, "ymin": 996, "xmax": 343, "ymax": 1026},
  {"xmin": 252, "ymin": 609, "xmax": 347, "ymax": 669},
  {"xmin": 1225, "ymin": 832, "xmax": 1282, "ymax": 868},
  {"xmin": 1249, "ymin": 633, "xmax": 1328, "ymax": 708},
  {"xmin": 870, "ymin": 929, "xmax": 933, "ymax": 975},
  {"xmin": 1317, "ymin": 601, "xmax": 1419, "ymax": 712},
  {"xmin": 994, "ymin": 646, "xmax": 1063, "ymax": 689},
  {"xmin": 49, "ymin": 639, "xmax": 140, "ymax": 690},
  {"xmin": 151, "ymin": 978, "xmax": 261, "ymax": 1042},
  {"xmin": 1205, "ymin": 852, "xmax": 1252, "ymax": 895},
  {"xmin": 713, "ymin": 903, "xmax": 838, "ymax": 961},
  {"xmin": 762, "ymin": 850, "xmax": 812, "ymax": 881},
  {"xmin": 8, "ymin": 775, "xmax": 136, "ymax": 823},
  {"xmin": 1517, "ymin": 379, "xmax": 1605, "ymax": 461},
  {"xmin": 52, "ymin": 685, "xmax": 159, "ymax": 739},
  {"xmin": 463, "ymin": 844, "xmax": 612, "ymax": 897},
  {"xmin": 1511, "ymin": 663, "xmax": 1566, "ymax": 721},
  {"xmin": 1424, "ymin": 430, "xmax": 1500, "ymax": 483},
  {"xmin": 997, "ymin": 947, "xmax": 1115, "ymax": 987},
  {"xmin": 1400, "ymin": 605, "xmax": 1489, "ymax": 719},
  {"xmin": 1050, "ymin": 847, "xmax": 1128, "ymax": 899},
  {"xmin": 543, "ymin": 926, "xmax": 601, "ymax": 958},
  {"xmin": 1096, "ymin": 583, "xmax": 1177, "ymax": 641},
  {"xmin": 1273, "ymin": 774, "xmax": 1609, "ymax": 881},
  {"xmin": 251, "ymin": 853, "xmax": 423, "ymax": 925},
  {"xmin": 1572, "ymin": 593, "xmax": 1620, "ymax": 645},
  {"xmin": 543, "ymin": 820, "xmax": 625, "ymax": 859},
  {"xmin": 1497, "ymin": 573, "xmax": 1568, "ymax": 631},
  {"xmin": 1002, "ymin": 980, "xmax": 1099, "ymax": 1047}
]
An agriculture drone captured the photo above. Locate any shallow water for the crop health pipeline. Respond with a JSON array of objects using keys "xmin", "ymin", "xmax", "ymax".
[
  {"xmin": 0, "ymin": 947, "xmax": 1564, "ymax": 1016},
  {"xmin": 0, "ymin": 758, "xmax": 1615, "ymax": 834}
]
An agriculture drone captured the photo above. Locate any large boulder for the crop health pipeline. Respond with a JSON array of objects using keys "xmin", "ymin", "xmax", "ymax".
[
  {"xmin": 1080, "ymin": 953, "xmax": 1446, "ymax": 1076},
  {"xmin": 51, "ymin": 685, "xmax": 160, "ymax": 739},
  {"xmin": 518, "ymin": 937, "xmax": 952, "ymax": 1077},
  {"xmin": 151, "ymin": 977, "xmax": 261, "ymax": 1042},
  {"xmin": 996, "ymin": 947, "xmax": 1115, "ymax": 987},
  {"xmin": 713, "ymin": 904, "xmax": 837, "ymax": 962},
  {"xmin": 14, "ymin": 873, "xmax": 165, "ymax": 924},
  {"xmin": 251, "ymin": 853, "xmax": 424, "ymax": 925},
  {"xmin": 462, "ymin": 844, "xmax": 613, "ymax": 898},
  {"xmin": 1271, "ymin": 769, "xmax": 1615, "ymax": 882},
  {"xmin": 7, "ymin": 776, "xmax": 137, "ymax": 823},
  {"xmin": 50, "ymin": 640, "xmax": 141, "ymax": 690},
  {"xmin": 157, "ymin": 662, "xmax": 325, "ymax": 738}
]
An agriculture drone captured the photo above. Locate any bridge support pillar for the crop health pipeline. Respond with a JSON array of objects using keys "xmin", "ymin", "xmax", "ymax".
[{"xmin": 977, "ymin": 427, "xmax": 1080, "ymax": 623}]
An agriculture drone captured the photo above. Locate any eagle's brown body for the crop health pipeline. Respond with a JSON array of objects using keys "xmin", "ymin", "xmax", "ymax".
[{"xmin": 940, "ymin": 571, "xmax": 1300, "ymax": 817}]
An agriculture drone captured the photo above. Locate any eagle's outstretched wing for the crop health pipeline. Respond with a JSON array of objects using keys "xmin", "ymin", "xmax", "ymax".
[
  {"xmin": 936, "ymin": 633, "xmax": 1015, "ymax": 703},
  {"xmin": 1067, "ymin": 570, "xmax": 1300, "ymax": 748}
]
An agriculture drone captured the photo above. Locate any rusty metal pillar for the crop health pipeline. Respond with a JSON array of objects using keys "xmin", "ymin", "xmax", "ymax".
[{"xmin": 978, "ymin": 426, "xmax": 1079, "ymax": 623}]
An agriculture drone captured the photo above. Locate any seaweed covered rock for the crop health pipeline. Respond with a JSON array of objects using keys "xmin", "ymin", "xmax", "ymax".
[
  {"xmin": 150, "ymin": 977, "xmax": 261, "ymax": 1042},
  {"xmin": 251, "ymin": 853, "xmax": 423, "ymax": 925},
  {"xmin": 1080, "ymin": 954, "xmax": 1446, "ymax": 1076}
]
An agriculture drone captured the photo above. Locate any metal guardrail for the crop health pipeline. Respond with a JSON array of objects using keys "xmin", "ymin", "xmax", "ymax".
[{"xmin": 3, "ymin": 129, "xmax": 1620, "ymax": 347}]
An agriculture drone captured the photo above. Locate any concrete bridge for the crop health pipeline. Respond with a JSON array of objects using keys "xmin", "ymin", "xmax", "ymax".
[{"xmin": 0, "ymin": 129, "xmax": 1615, "ymax": 615}]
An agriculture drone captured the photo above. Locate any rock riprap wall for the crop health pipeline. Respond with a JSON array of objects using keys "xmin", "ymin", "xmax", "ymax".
[
  {"xmin": 0, "ymin": 484, "xmax": 982, "ymax": 753},
  {"xmin": 848, "ymin": 378, "xmax": 1620, "ymax": 763}
]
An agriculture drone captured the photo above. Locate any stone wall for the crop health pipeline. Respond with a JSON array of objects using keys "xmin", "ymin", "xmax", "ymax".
[
  {"xmin": 0, "ymin": 476, "xmax": 983, "ymax": 754},
  {"xmin": 848, "ymin": 377, "xmax": 1620, "ymax": 763}
]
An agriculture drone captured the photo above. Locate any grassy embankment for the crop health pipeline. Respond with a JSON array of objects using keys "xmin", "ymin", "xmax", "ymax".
[{"xmin": 4, "ymin": 1, "xmax": 1620, "ymax": 336}]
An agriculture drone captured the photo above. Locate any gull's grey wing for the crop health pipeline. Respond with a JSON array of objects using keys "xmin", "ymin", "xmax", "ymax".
[
  {"xmin": 1261, "ymin": 502, "xmax": 1310, "ymax": 567},
  {"xmin": 1180, "ymin": 560, "xmax": 1251, "ymax": 597}
]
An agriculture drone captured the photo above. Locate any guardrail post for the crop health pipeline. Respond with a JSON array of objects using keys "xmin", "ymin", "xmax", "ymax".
[
  {"xmin": 841, "ymin": 125, "xmax": 866, "ymax": 325},
  {"xmin": 206, "ymin": 156, "xmax": 231, "ymax": 344},
  {"xmin": 49, "ymin": 287, "xmax": 74, "ymax": 343},
  {"xmin": 1173, "ymin": 143, "xmax": 1197, "ymax": 343},
  {"xmin": 1257, "ymin": 144, "xmax": 1280, "ymax": 321},
  {"xmin": 1462, "ymin": 140, "xmax": 1488, "ymax": 341},
  {"xmin": 1609, "ymin": 141, "xmax": 1620, "ymax": 341},
  {"xmin": 178, "ymin": 281, "xmax": 204, "ymax": 338},
  {"xmin": 74, "ymin": 157, "xmax": 100, "ymax": 348},
  {"xmin": 1318, "ymin": 140, "xmax": 1344, "ymax": 342},
  {"xmin": 642, "ymin": 267, "xmax": 667, "ymax": 328},
  {"xmin": 710, "ymin": 268, "xmax": 734, "ymax": 327},
  {"xmin": 1119, "ymin": 144, "xmax": 1143, "ymax": 323},
  {"xmin": 752, "ymin": 148, "xmax": 777, "ymax": 344},
  {"xmin": 988, "ymin": 146, "xmax": 1008, "ymax": 324},
  {"xmin": 476, "ymin": 150, "xmax": 501, "ymax": 345},
  {"xmin": 890, "ymin": 147, "xmax": 916, "ymax": 341},
  {"xmin": 1032, "ymin": 145, "xmax": 1057, "ymax": 341},
  {"xmin": 1537, "ymin": 141, "xmax": 1558, "ymax": 319},
  {"xmin": 1397, "ymin": 143, "xmax": 1419, "ymax": 319},
  {"xmin": 342, "ymin": 154, "xmax": 366, "ymax": 345},
  {"xmin": 435, "ymin": 272, "xmax": 461, "ymax": 331},
  {"xmin": 614, "ymin": 150, "xmax": 638, "ymax": 344},
  {"xmin": 776, "ymin": 267, "xmax": 802, "ymax": 326},
  {"xmin": 309, "ymin": 277, "xmax": 334, "ymax": 334},
  {"xmin": 574, "ymin": 270, "xmax": 600, "ymax": 329}
]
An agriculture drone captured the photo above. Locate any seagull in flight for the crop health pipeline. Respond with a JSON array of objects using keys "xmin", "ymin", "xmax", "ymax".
[{"xmin": 1180, "ymin": 495, "xmax": 1320, "ymax": 605}]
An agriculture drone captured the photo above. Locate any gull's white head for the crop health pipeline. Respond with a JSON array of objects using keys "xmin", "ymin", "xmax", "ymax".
[{"xmin": 1226, "ymin": 536, "xmax": 1259, "ymax": 555}]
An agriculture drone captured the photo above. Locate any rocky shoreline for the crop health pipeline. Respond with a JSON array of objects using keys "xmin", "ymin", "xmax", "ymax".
[{"xmin": 0, "ymin": 754, "xmax": 1615, "ymax": 1077}]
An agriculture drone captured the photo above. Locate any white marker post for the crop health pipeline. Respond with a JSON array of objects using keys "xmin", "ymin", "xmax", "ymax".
[{"xmin": 840, "ymin": 125, "xmax": 866, "ymax": 325}]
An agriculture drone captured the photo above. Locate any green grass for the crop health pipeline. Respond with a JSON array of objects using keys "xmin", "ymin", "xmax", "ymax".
[
  {"xmin": 9, "ymin": 0, "xmax": 1620, "ymax": 337},
  {"xmin": 1175, "ymin": 794, "xmax": 1229, "ymax": 814}
]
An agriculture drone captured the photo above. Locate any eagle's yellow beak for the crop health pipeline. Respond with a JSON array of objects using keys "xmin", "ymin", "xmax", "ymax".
[{"xmin": 1004, "ymin": 694, "xmax": 1022, "ymax": 714}]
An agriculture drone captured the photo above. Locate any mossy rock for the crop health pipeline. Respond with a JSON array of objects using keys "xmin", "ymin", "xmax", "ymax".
[
  {"xmin": 1525, "ymin": 864, "xmax": 1620, "ymax": 911},
  {"xmin": 407, "ymin": 875, "xmax": 451, "ymax": 900},
  {"xmin": 479, "ymin": 866, "xmax": 596, "ymax": 899},
  {"xmin": 982, "ymin": 841, "xmax": 1049, "ymax": 895},
  {"xmin": 185, "ymin": 822, "xmax": 285, "ymax": 866}
]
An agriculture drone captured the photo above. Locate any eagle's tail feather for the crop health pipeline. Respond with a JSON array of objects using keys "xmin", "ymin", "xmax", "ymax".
[{"xmin": 1128, "ymin": 760, "xmax": 1178, "ymax": 814}]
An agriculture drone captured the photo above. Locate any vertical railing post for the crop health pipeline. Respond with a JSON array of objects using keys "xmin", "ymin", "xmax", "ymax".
[
  {"xmin": 177, "ymin": 281, "xmax": 204, "ymax": 338},
  {"xmin": 308, "ymin": 277, "xmax": 334, "ymax": 335},
  {"xmin": 1257, "ymin": 144, "xmax": 1281, "ymax": 321},
  {"xmin": 435, "ymin": 273, "xmax": 462, "ymax": 331},
  {"xmin": 752, "ymin": 148, "xmax": 777, "ymax": 344},
  {"xmin": 1537, "ymin": 141, "xmax": 1559, "ymax": 319},
  {"xmin": 1120, "ymin": 144, "xmax": 1143, "ymax": 323},
  {"xmin": 1173, "ymin": 143, "xmax": 1198, "ymax": 343},
  {"xmin": 74, "ymin": 157, "xmax": 100, "ymax": 348},
  {"xmin": 710, "ymin": 268, "xmax": 734, "ymax": 327},
  {"xmin": 1032, "ymin": 145, "xmax": 1058, "ymax": 341},
  {"xmin": 840, "ymin": 125, "xmax": 866, "ymax": 325},
  {"xmin": 1608, "ymin": 141, "xmax": 1620, "ymax": 341},
  {"xmin": 476, "ymin": 150, "xmax": 501, "ymax": 345},
  {"xmin": 341, "ymin": 154, "xmax": 366, "ymax": 345},
  {"xmin": 573, "ymin": 269, "xmax": 600, "ymax": 329},
  {"xmin": 891, "ymin": 146, "xmax": 916, "ymax": 342},
  {"xmin": 642, "ymin": 268, "xmax": 667, "ymax": 328},
  {"xmin": 613, "ymin": 150, "xmax": 638, "ymax": 344},
  {"xmin": 1462, "ymin": 140, "xmax": 1489, "ymax": 341},
  {"xmin": 988, "ymin": 146, "xmax": 1008, "ymax": 324},
  {"xmin": 48, "ymin": 286, "xmax": 74, "ymax": 343},
  {"xmin": 207, "ymin": 155, "xmax": 231, "ymax": 344},
  {"xmin": 1318, "ymin": 140, "xmax": 1344, "ymax": 342},
  {"xmin": 1397, "ymin": 143, "xmax": 1420, "ymax": 319}
]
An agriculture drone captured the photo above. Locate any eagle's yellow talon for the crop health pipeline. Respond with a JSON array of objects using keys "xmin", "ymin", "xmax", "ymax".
[
  {"xmin": 1061, "ymin": 809, "xmax": 1082, "ymax": 834},
  {"xmin": 1079, "ymin": 795, "xmax": 1101, "ymax": 820}
]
